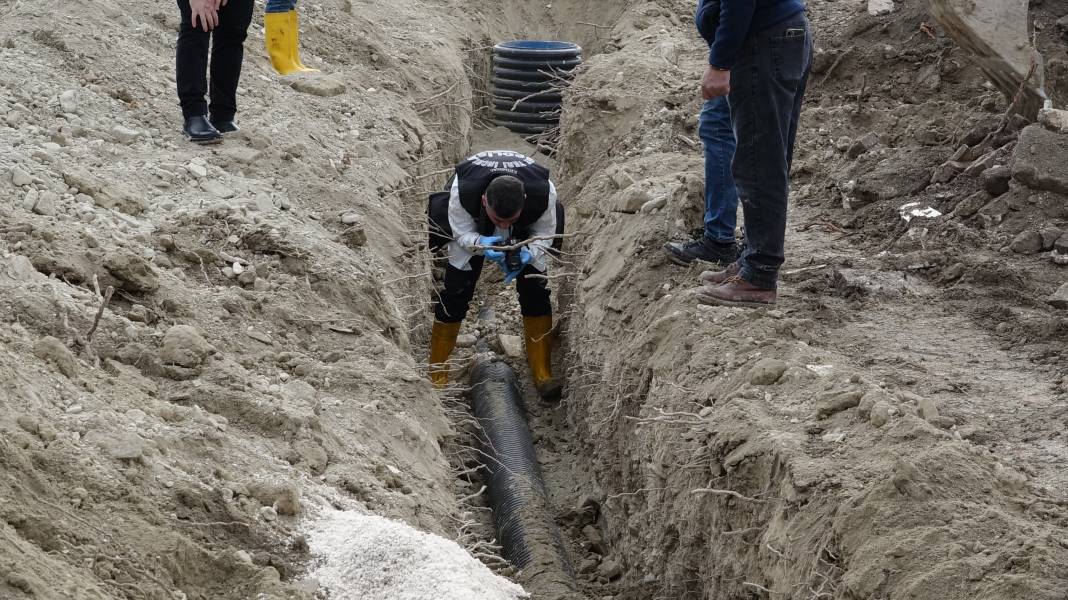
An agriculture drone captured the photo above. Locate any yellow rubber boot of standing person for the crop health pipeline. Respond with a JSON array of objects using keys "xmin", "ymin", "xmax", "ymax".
[
  {"xmin": 429, "ymin": 321, "xmax": 462, "ymax": 387},
  {"xmin": 287, "ymin": 10, "xmax": 319, "ymax": 72},
  {"xmin": 265, "ymin": 12, "xmax": 300, "ymax": 75},
  {"xmin": 523, "ymin": 315, "xmax": 562, "ymax": 399}
]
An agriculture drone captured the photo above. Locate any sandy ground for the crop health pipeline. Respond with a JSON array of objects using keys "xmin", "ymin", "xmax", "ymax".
[{"xmin": 0, "ymin": 0, "xmax": 1066, "ymax": 599}]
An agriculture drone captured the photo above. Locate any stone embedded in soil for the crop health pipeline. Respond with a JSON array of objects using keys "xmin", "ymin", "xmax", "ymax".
[
  {"xmin": 187, "ymin": 162, "xmax": 208, "ymax": 178},
  {"xmin": 339, "ymin": 224, "xmax": 367, "ymax": 248},
  {"xmin": 104, "ymin": 251, "xmax": 160, "ymax": 293},
  {"xmin": 816, "ymin": 390, "xmax": 864, "ymax": 419},
  {"xmin": 868, "ymin": 0, "xmax": 895, "ymax": 16},
  {"xmin": 16, "ymin": 415, "xmax": 41, "ymax": 435},
  {"xmin": 32, "ymin": 191, "xmax": 58, "ymax": 216},
  {"xmin": 981, "ymin": 165, "xmax": 1012, "ymax": 196},
  {"xmin": 10, "ymin": 166, "xmax": 31, "ymax": 186},
  {"xmin": 455, "ymin": 334, "xmax": 477, "ymax": 348},
  {"xmin": 237, "ymin": 264, "xmax": 258, "ymax": 286},
  {"xmin": 161, "ymin": 325, "xmax": 213, "ymax": 368},
  {"xmin": 847, "ymin": 132, "xmax": 880, "ymax": 159},
  {"xmin": 202, "ymin": 180, "xmax": 235, "ymax": 199},
  {"xmin": 248, "ymin": 479, "xmax": 302, "ymax": 516},
  {"xmin": 59, "ymin": 89, "xmax": 78, "ymax": 113},
  {"xmin": 1040, "ymin": 228, "xmax": 1062, "ymax": 251},
  {"xmin": 98, "ymin": 432, "xmax": 147, "ymax": 460},
  {"xmin": 32, "ymin": 336, "xmax": 79, "ymax": 378},
  {"xmin": 583, "ymin": 525, "xmax": 607, "ymax": 555},
  {"xmin": 111, "ymin": 125, "xmax": 142, "ymax": 144},
  {"xmin": 578, "ymin": 558, "xmax": 599, "ymax": 575},
  {"xmin": 748, "ymin": 358, "xmax": 788, "ymax": 386},
  {"xmin": 62, "ymin": 168, "xmax": 145, "ymax": 215},
  {"xmin": 1047, "ymin": 283, "xmax": 1068, "ymax": 310},
  {"xmin": 1009, "ymin": 230, "xmax": 1044, "ymax": 254},
  {"xmin": 858, "ymin": 389, "xmax": 891, "ymax": 420},
  {"xmin": 496, "ymin": 334, "xmax": 524, "ymax": 359},
  {"xmin": 1012, "ymin": 124, "xmax": 1068, "ymax": 196},
  {"xmin": 870, "ymin": 401, "xmax": 892, "ymax": 428},
  {"xmin": 597, "ymin": 558, "xmax": 623, "ymax": 581},
  {"xmin": 918, "ymin": 397, "xmax": 940, "ymax": 422},
  {"xmin": 1055, "ymin": 232, "xmax": 1068, "ymax": 254},
  {"xmin": 286, "ymin": 73, "xmax": 346, "ymax": 97},
  {"xmin": 615, "ymin": 186, "xmax": 653, "ymax": 214}
]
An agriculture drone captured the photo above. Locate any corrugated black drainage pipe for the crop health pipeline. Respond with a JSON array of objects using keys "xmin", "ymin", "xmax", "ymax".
[
  {"xmin": 469, "ymin": 357, "xmax": 580, "ymax": 598},
  {"xmin": 492, "ymin": 40, "xmax": 582, "ymax": 138}
]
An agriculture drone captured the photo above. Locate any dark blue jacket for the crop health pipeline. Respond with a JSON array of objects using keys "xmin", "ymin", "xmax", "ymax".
[{"xmin": 696, "ymin": 0, "xmax": 806, "ymax": 69}]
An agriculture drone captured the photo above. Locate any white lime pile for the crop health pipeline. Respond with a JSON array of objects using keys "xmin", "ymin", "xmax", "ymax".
[{"xmin": 307, "ymin": 510, "xmax": 529, "ymax": 600}]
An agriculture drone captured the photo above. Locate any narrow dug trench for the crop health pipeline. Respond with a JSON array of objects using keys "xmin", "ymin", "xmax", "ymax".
[{"xmin": 444, "ymin": 2, "xmax": 1068, "ymax": 600}]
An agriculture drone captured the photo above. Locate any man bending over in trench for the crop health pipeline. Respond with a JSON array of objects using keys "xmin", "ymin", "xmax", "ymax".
[{"xmin": 427, "ymin": 150, "xmax": 564, "ymax": 399}]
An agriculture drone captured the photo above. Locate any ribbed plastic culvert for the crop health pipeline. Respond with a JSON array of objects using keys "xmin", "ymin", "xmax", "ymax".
[{"xmin": 492, "ymin": 40, "xmax": 582, "ymax": 138}]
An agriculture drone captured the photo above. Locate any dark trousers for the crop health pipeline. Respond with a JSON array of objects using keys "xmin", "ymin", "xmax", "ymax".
[
  {"xmin": 435, "ymin": 257, "xmax": 552, "ymax": 324},
  {"xmin": 175, "ymin": 0, "xmax": 254, "ymax": 120},
  {"xmin": 729, "ymin": 13, "xmax": 812, "ymax": 289}
]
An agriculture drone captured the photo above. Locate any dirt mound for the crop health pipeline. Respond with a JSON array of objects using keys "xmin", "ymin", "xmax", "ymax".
[{"xmin": 552, "ymin": 0, "xmax": 1068, "ymax": 598}]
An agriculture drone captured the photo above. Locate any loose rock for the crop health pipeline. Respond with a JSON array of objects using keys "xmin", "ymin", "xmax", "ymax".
[
  {"xmin": 1012, "ymin": 125, "xmax": 1068, "ymax": 195},
  {"xmin": 32, "ymin": 191, "xmax": 58, "ymax": 216},
  {"xmin": 161, "ymin": 325, "xmax": 213, "ymax": 368},
  {"xmin": 748, "ymin": 358, "xmax": 788, "ymax": 386},
  {"xmin": 104, "ymin": 251, "xmax": 160, "ymax": 293},
  {"xmin": 870, "ymin": 401, "xmax": 892, "ymax": 428},
  {"xmin": 101, "ymin": 432, "xmax": 147, "ymax": 460},
  {"xmin": 32, "ymin": 336, "xmax": 79, "ymax": 378},
  {"xmin": 1047, "ymin": 283, "xmax": 1068, "ymax": 310},
  {"xmin": 111, "ymin": 125, "xmax": 142, "ymax": 144},
  {"xmin": 1010, "ymin": 230, "xmax": 1043, "ymax": 254},
  {"xmin": 286, "ymin": 73, "xmax": 346, "ymax": 97},
  {"xmin": 59, "ymin": 89, "xmax": 78, "ymax": 113},
  {"xmin": 496, "ymin": 334, "xmax": 524, "ymax": 359},
  {"xmin": 816, "ymin": 390, "xmax": 864, "ymax": 419},
  {"xmin": 1055, "ymin": 232, "xmax": 1068, "ymax": 254},
  {"xmin": 918, "ymin": 397, "xmax": 940, "ymax": 422},
  {"xmin": 10, "ymin": 167, "xmax": 31, "ymax": 186},
  {"xmin": 980, "ymin": 165, "xmax": 1011, "ymax": 197},
  {"xmin": 847, "ymin": 132, "xmax": 880, "ymax": 159},
  {"xmin": 1040, "ymin": 228, "xmax": 1062, "ymax": 252},
  {"xmin": 597, "ymin": 558, "xmax": 623, "ymax": 581}
]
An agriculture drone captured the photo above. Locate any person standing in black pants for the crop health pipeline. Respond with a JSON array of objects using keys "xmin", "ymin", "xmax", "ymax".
[{"xmin": 176, "ymin": 0, "xmax": 254, "ymax": 144}]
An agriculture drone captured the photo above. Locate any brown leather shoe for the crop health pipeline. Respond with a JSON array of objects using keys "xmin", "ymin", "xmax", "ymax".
[
  {"xmin": 696, "ymin": 275, "xmax": 777, "ymax": 307},
  {"xmin": 699, "ymin": 262, "xmax": 740, "ymax": 284}
]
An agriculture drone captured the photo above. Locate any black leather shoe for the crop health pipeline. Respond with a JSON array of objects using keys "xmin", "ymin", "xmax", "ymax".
[
  {"xmin": 183, "ymin": 115, "xmax": 222, "ymax": 145},
  {"xmin": 210, "ymin": 119, "xmax": 239, "ymax": 134}
]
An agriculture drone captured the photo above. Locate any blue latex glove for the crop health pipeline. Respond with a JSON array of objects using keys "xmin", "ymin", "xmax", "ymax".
[
  {"xmin": 478, "ymin": 236, "xmax": 505, "ymax": 265},
  {"xmin": 503, "ymin": 247, "xmax": 534, "ymax": 284}
]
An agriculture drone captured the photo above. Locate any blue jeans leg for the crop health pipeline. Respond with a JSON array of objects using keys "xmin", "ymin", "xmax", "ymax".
[
  {"xmin": 698, "ymin": 96, "xmax": 739, "ymax": 244},
  {"xmin": 265, "ymin": 0, "xmax": 296, "ymax": 12},
  {"xmin": 728, "ymin": 15, "xmax": 812, "ymax": 289}
]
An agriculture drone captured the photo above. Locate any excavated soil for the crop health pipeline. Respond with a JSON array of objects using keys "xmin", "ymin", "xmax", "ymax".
[{"xmin": 1, "ymin": 0, "xmax": 1067, "ymax": 599}]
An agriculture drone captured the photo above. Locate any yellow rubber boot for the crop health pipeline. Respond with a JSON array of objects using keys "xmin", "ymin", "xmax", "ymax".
[
  {"xmin": 265, "ymin": 12, "xmax": 300, "ymax": 75},
  {"xmin": 523, "ymin": 315, "xmax": 561, "ymax": 399},
  {"xmin": 287, "ymin": 10, "xmax": 319, "ymax": 73},
  {"xmin": 429, "ymin": 321, "xmax": 462, "ymax": 387}
]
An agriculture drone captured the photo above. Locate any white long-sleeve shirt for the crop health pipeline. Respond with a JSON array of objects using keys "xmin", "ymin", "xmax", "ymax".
[{"xmin": 446, "ymin": 177, "xmax": 558, "ymax": 272}]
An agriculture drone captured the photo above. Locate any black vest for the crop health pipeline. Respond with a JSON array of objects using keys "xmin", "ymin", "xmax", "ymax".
[{"xmin": 454, "ymin": 151, "xmax": 551, "ymax": 237}]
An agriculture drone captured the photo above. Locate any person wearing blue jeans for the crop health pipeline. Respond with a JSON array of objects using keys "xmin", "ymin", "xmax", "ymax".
[
  {"xmin": 694, "ymin": 0, "xmax": 812, "ymax": 307},
  {"xmin": 662, "ymin": 95, "xmax": 740, "ymax": 266}
]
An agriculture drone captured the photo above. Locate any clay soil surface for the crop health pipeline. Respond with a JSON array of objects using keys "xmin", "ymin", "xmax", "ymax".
[{"xmin": 1, "ymin": 0, "xmax": 1067, "ymax": 599}]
